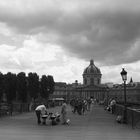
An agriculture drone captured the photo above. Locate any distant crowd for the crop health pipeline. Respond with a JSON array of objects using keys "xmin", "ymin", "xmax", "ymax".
[{"xmin": 69, "ymin": 98, "xmax": 95, "ymax": 115}]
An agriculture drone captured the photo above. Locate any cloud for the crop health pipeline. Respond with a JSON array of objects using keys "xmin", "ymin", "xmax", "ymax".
[
  {"xmin": 0, "ymin": 35, "xmax": 87, "ymax": 83},
  {"xmin": 44, "ymin": 57, "xmax": 87, "ymax": 83},
  {"xmin": 1, "ymin": 0, "xmax": 140, "ymax": 65},
  {"xmin": 0, "ymin": 36, "xmax": 63, "ymax": 72},
  {"xmin": 0, "ymin": 0, "xmax": 140, "ymax": 83},
  {"xmin": 0, "ymin": 44, "xmax": 20, "ymax": 70}
]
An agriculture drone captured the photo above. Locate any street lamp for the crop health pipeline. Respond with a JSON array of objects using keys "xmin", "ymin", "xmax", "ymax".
[{"xmin": 120, "ymin": 68, "xmax": 127, "ymax": 123}]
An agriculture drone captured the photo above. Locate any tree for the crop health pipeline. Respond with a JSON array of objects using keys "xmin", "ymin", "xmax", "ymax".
[
  {"xmin": 27, "ymin": 72, "xmax": 39, "ymax": 101},
  {"xmin": 40, "ymin": 75, "xmax": 55, "ymax": 100},
  {"xmin": 40, "ymin": 75, "xmax": 49, "ymax": 100},
  {"xmin": 3, "ymin": 72, "xmax": 17, "ymax": 103},
  {"xmin": 47, "ymin": 75, "xmax": 55, "ymax": 95},
  {"xmin": 17, "ymin": 72, "xmax": 27, "ymax": 103}
]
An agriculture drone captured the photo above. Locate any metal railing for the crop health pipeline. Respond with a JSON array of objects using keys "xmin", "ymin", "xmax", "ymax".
[
  {"xmin": 114, "ymin": 104, "xmax": 140, "ymax": 129},
  {"xmin": 0, "ymin": 103, "xmax": 30, "ymax": 117}
]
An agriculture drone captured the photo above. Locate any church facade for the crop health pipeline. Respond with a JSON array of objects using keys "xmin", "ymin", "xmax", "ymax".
[
  {"xmin": 75, "ymin": 59, "xmax": 107, "ymax": 101},
  {"xmin": 52, "ymin": 59, "xmax": 108, "ymax": 103},
  {"xmin": 52, "ymin": 59, "xmax": 140, "ymax": 105}
]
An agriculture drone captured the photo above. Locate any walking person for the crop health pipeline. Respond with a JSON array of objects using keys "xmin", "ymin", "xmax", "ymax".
[
  {"xmin": 61, "ymin": 101, "xmax": 67, "ymax": 125},
  {"xmin": 70, "ymin": 99, "xmax": 75, "ymax": 113},
  {"xmin": 35, "ymin": 103, "xmax": 47, "ymax": 125},
  {"xmin": 87, "ymin": 98, "xmax": 92, "ymax": 111},
  {"xmin": 110, "ymin": 98, "xmax": 116, "ymax": 114},
  {"xmin": 73, "ymin": 98, "xmax": 78, "ymax": 114},
  {"xmin": 82, "ymin": 99, "xmax": 87, "ymax": 115},
  {"xmin": 77, "ymin": 99, "xmax": 83, "ymax": 115}
]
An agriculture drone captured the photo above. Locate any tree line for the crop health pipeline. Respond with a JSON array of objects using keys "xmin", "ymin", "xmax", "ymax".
[{"xmin": 0, "ymin": 72, "xmax": 55, "ymax": 104}]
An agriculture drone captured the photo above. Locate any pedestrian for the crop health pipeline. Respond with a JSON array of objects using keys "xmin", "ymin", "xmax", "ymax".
[
  {"xmin": 82, "ymin": 99, "xmax": 87, "ymax": 115},
  {"xmin": 77, "ymin": 99, "xmax": 83, "ymax": 115},
  {"xmin": 73, "ymin": 99, "xmax": 78, "ymax": 114},
  {"xmin": 87, "ymin": 98, "xmax": 92, "ymax": 111},
  {"xmin": 110, "ymin": 98, "xmax": 116, "ymax": 114},
  {"xmin": 61, "ymin": 101, "xmax": 67, "ymax": 124},
  {"xmin": 70, "ymin": 99, "xmax": 75, "ymax": 113},
  {"xmin": 35, "ymin": 103, "xmax": 47, "ymax": 125}
]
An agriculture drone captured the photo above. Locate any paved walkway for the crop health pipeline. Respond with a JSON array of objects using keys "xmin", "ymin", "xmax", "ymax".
[{"xmin": 0, "ymin": 105, "xmax": 140, "ymax": 140}]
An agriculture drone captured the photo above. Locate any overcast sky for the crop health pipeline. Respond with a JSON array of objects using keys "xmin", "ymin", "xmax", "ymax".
[{"xmin": 0, "ymin": 0, "xmax": 140, "ymax": 84}]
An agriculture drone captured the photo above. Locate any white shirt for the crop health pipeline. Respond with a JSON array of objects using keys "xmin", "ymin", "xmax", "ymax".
[{"xmin": 35, "ymin": 105, "xmax": 47, "ymax": 115}]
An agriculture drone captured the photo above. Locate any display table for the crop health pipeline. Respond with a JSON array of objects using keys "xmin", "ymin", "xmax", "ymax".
[{"xmin": 41, "ymin": 115, "xmax": 48, "ymax": 125}]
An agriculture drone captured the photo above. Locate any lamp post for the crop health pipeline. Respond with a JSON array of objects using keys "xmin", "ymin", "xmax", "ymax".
[
  {"xmin": 120, "ymin": 68, "xmax": 127, "ymax": 124},
  {"xmin": 66, "ymin": 87, "xmax": 68, "ymax": 103}
]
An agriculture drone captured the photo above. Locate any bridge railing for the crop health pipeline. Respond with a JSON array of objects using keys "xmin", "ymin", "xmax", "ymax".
[
  {"xmin": 0, "ymin": 103, "xmax": 30, "ymax": 117},
  {"xmin": 114, "ymin": 104, "xmax": 140, "ymax": 129}
]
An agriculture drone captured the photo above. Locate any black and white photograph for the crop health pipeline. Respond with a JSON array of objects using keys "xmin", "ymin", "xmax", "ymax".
[{"xmin": 0, "ymin": 0, "xmax": 140, "ymax": 139}]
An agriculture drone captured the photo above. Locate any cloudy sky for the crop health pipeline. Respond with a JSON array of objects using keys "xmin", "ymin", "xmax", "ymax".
[{"xmin": 0, "ymin": 0, "xmax": 140, "ymax": 84}]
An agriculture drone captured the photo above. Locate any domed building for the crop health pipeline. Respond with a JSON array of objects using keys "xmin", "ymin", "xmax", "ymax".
[
  {"xmin": 83, "ymin": 59, "xmax": 102, "ymax": 86},
  {"xmin": 52, "ymin": 59, "xmax": 107, "ymax": 104},
  {"xmin": 74, "ymin": 59, "xmax": 107, "ymax": 102}
]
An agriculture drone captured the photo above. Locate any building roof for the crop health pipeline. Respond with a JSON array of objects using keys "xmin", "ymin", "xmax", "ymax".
[{"xmin": 83, "ymin": 59, "xmax": 101, "ymax": 75}]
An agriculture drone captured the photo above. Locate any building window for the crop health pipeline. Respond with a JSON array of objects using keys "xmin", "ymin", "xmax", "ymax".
[{"xmin": 90, "ymin": 78, "xmax": 94, "ymax": 84}]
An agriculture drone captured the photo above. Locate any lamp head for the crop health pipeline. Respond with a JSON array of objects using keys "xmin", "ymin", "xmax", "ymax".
[{"xmin": 120, "ymin": 68, "xmax": 127, "ymax": 81}]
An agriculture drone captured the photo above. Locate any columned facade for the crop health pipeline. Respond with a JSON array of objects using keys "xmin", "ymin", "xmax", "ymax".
[
  {"xmin": 77, "ymin": 59, "xmax": 106, "ymax": 102},
  {"xmin": 53, "ymin": 59, "xmax": 140, "ymax": 105},
  {"xmin": 53, "ymin": 59, "xmax": 107, "ymax": 103}
]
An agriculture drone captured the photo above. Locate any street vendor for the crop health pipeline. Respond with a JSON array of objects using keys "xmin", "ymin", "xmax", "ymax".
[{"xmin": 35, "ymin": 104, "xmax": 47, "ymax": 125}]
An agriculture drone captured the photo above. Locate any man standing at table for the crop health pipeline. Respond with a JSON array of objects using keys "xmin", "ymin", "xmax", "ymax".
[{"xmin": 35, "ymin": 104, "xmax": 47, "ymax": 124}]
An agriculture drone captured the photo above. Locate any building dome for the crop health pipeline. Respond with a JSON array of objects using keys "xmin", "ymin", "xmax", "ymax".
[
  {"xmin": 83, "ymin": 59, "xmax": 101, "ymax": 74},
  {"xmin": 83, "ymin": 59, "xmax": 102, "ymax": 86}
]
